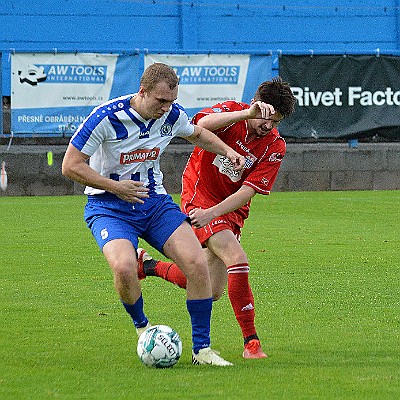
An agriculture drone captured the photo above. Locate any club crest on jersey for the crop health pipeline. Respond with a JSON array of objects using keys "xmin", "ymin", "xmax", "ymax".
[
  {"xmin": 269, "ymin": 152, "xmax": 283, "ymax": 162},
  {"xmin": 212, "ymin": 155, "xmax": 242, "ymax": 182},
  {"xmin": 212, "ymin": 107, "xmax": 223, "ymax": 113},
  {"xmin": 160, "ymin": 123, "xmax": 173, "ymax": 136}
]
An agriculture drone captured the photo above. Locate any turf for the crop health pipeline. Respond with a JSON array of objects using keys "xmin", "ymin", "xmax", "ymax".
[{"xmin": 0, "ymin": 191, "xmax": 399, "ymax": 399}]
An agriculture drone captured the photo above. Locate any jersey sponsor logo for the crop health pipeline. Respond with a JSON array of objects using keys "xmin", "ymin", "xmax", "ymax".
[
  {"xmin": 120, "ymin": 148, "xmax": 160, "ymax": 164},
  {"xmin": 212, "ymin": 155, "xmax": 243, "ymax": 182},
  {"xmin": 160, "ymin": 123, "xmax": 173, "ymax": 136},
  {"xmin": 235, "ymin": 140, "xmax": 250, "ymax": 153},
  {"xmin": 269, "ymin": 152, "xmax": 283, "ymax": 162}
]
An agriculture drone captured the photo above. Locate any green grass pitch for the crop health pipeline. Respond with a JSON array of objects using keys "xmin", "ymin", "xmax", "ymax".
[{"xmin": 0, "ymin": 190, "xmax": 399, "ymax": 399}]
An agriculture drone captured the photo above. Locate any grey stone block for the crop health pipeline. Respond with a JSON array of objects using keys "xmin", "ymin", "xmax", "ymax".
[
  {"xmin": 372, "ymin": 170, "xmax": 400, "ymax": 190},
  {"xmin": 287, "ymin": 171, "xmax": 331, "ymax": 192},
  {"xmin": 331, "ymin": 170, "xmax": 374, "ymax": 190}
]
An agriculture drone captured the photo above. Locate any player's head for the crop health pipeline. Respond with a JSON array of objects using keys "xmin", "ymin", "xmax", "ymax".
[
  {"xmin": 247, "ymin": 77, "xmax": 296, "ymax": 138},
  {"xmin": 140, "ymin": 63, "xmax": 179, "ymax": 92},
  {"xmin": 137, "ymin": 63, "xmax": 179, "ymax": 119},
  {"xmin": 253, "ymin": 77, "xmax": 296, "ymax": 118}
]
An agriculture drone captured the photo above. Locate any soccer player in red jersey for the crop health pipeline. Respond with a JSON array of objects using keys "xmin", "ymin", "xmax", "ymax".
[{"xmin": 138, "ymin": 77, "xmax": 296, "ymax": 358}]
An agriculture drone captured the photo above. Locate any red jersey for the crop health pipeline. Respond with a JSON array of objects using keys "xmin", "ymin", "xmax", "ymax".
[{"xmin": 181, "ymin": 101, "xmax": 286, "ymax": 227}]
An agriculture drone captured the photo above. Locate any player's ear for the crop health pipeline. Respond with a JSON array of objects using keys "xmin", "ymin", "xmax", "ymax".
[
  {"xmin": 138, "ymin": 86, "xmax": 147, "ymax": 97},
  {"xmin": 250, "ymin": 98, "xmax": 255, "ymax": 105}
]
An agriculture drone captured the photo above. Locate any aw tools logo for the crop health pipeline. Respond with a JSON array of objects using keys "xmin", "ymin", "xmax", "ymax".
[
  {"xmin": 18, "ymin": 63, "xmax": 107, "ymax": 85},
  {"xmin": 18, "ymin": 64, "xmax": 47, "ymax": 85},
  {"xmin": 173, "ymin": 65, "xmax": 240, "ymax": 85}
]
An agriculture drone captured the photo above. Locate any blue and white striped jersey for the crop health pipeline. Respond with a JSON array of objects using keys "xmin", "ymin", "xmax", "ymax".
[{"xmin": 70, "ymin": 94, "xmax": 194, "ymax": 196}]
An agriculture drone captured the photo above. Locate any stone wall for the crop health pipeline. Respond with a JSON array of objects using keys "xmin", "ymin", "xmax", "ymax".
[
  {"xmin": 274, "ymin": 143, "xmax": 400, "ymax": 192},
  {"xmin": 0, "ymin": 143, "xmax": 399, "ymax": 197}
]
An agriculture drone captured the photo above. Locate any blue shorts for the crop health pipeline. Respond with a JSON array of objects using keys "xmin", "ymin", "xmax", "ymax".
[{"xmin": 84, "ymin": 193, "xmax": 189, "ymax": 254}]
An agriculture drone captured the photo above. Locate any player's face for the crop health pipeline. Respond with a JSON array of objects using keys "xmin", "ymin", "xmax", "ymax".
[
  {"xmin": 249, "ymin": 111, "xmax": 283, "ymax": 137},
  {"xmin": 140, "ymin": 81, "xmax": 178, "ymax": 119}
]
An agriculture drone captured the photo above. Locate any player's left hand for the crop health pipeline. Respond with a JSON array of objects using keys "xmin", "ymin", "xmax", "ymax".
[{"xmin": 188, "ymin": 208, "xmax": 213, "ymax": 228}]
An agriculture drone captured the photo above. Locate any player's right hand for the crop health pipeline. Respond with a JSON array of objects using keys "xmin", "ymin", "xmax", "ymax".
[
  {"xmin": 115, "ymin": 180, "xmax": 149, "ymax": 203},
  {"xmin": 248, "ymin": 101, "xmax": 275, "ymax": 119},
  {"xmin": 189, "ymin": 207, "xmax": 214, "ymax": 228},
  {"xmin": 226, "ymin": 150, "xmax": 245, "ymax": 171}
]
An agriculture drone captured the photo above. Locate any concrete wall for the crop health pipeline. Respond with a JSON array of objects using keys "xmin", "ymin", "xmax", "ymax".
[
  {"xmin": 1, "ymin": 143, "xmax": 399, "ymax": 197},
  {"xmin": 274, "ymin": 143, "xmax": 400, "ymax": 192}
]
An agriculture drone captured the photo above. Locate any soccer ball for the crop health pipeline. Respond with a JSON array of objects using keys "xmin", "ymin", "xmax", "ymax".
[{"xmin": 137, "ymin": 325, "xmax": 182, "ymax": 368}]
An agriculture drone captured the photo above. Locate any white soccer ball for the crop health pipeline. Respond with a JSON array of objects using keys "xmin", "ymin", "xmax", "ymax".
[{"xmin": 137, "ymin": 325, "xmax": 182, "ymax": 368}]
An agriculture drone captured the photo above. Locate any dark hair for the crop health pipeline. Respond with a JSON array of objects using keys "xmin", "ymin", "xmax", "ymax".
[
  {"xmin": 140, "ymin": 63, "xmax": 179, "ymax": 91},
  {"xmin": 254, "ymin": 76, "xmax": 296, "ymax": 118}
]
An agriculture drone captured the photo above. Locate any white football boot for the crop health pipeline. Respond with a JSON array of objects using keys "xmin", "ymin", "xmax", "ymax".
[
  {"xmin": 192, "ymin": 347, "xmax": 233, "ymax": 366},
  {"xmin": 136, "ymin": 322, "xmax": 152, "ymax": 337}
]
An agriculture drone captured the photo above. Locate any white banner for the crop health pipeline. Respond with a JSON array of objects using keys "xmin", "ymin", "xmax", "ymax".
[
  {"xmin": 12, "ymin": 53, "xmax": 117, "ymax": 109},
  {"xmin": 145, "ymin": 54, "xmax": 251, "ymax": 116},
  {"xmin": 11, "ymin": 53, "xmax": 138, "ymax": 135}
]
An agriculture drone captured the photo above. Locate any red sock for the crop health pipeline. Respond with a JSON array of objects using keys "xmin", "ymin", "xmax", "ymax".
[
  {"xmin": 155, "ymin": 261, "xmax": 187, "ymax": 289},
  {"xmin": 227, "ymin": 264, "xmax": 257, "ymax": 339}
]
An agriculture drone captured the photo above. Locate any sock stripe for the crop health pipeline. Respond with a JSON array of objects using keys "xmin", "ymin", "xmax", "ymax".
[{"xmin": 227, "ymin": 264, "xmax": 250, "ymax": 274}]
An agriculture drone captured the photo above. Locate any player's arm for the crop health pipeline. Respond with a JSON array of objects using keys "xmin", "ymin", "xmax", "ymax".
[
  {"xmin": 196, "ymin": 101, "xmax": 275, "ymax": 131},
  {"xmin": 186, "ymin": 125, "xmax": 244, "ymax": 170},
  {"xmin": 62, "ymin": 144, "xmax": 149, "ymax": 203},
  {"xmin": 189, "ymin": 185, "xmax": 256, "ymax": 228}
]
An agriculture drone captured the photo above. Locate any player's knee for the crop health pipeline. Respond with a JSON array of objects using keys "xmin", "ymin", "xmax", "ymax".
[
  {"xmin": 182, "ymin": 256, "xmax": 209, "ymax": 284},
  {"xmin": 187, "ymin": 264, "xmax": 209, "ymax": 284},
  {"xmin": 223, "ymin": 250, "xmax": 248, "ymax": 266},
  {"xmin": 111, "ymin": 257, "xmax": 137, "ymax": 281}
]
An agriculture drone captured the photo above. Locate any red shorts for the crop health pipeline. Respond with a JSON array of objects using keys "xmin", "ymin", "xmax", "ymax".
[{"xmin": 192, "ymin": 214, "xmax": 242, "ymax": 246}]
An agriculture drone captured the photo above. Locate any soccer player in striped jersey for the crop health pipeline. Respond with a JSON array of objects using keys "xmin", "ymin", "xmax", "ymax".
[
  {"xmin": 137, "ymin": 77, "xmax": 296, "ymax": 359},
  {"xmin": 62, "ymin": 63, "xmax": 245, "ymax": 366}
]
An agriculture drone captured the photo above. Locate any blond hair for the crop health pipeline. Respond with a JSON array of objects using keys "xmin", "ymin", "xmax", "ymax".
[{"xmin": 140, "ymin": 63, "xmax": 179, "ymax": 91}]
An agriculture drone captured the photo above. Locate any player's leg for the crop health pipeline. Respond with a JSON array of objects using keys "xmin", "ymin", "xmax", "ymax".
[
  {"xmin": 138, "ymin": 214, "xmax": 227, "ymax": 300},
  {"xmin": 205, "ymin": 248, "xmax": 227, "ymax": 301},
  {"xmin": 137, "ymin": 247, "xmax": 226, "ymax": 300},
  {"xmin": 162, "ymin": 222, "xmax": 232, "ymax": 366},
  {"xmin": 144, "ymin": 197, "xmax": 232, "ymax": 366},
  {"xmin": 103, "ymin": 239, "xmax": 142, "ymax": 304},
  {"xmin": 206, "ymin": 230, "xmax": 267, "ymax": 359},
  {"xmin": 85, "ymin": 199, "xmax": 151, "ymax": 336},
  {"xmin": 206, "ymin": 229, "xmax": 255, "ymax": 335},
  {"xmin": 163, "ymin": 221, "xmax": 211, "ymax": 299},
  {"xmin": 137, "ymin": 248, "xmax": 188, "ymax": 288},
  {"xmin": 102, "ymin": 239, "xmax": 150, "ymax": 335}
]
